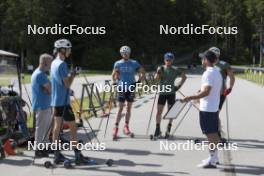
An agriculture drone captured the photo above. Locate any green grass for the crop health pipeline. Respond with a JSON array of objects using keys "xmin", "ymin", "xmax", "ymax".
[
  {"xmin": 0, "ymin": 70, "xmax": 111, "ymax": 86},
  {"xmin": 236, "ymin": 71, "xmax": 264, "ymax": 86}
]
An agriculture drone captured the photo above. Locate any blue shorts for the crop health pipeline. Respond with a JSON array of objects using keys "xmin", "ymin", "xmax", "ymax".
[{"xmin": 199, "ymin": 111, "xmax": 219, "ymax": 134}]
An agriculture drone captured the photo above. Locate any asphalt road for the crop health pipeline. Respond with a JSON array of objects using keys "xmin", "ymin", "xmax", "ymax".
[{"xmin": 1, "ymin": 74, "xmax": 263, "ymax": 176}]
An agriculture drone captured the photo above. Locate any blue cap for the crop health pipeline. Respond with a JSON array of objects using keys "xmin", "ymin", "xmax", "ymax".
[{"xmin": 164, "ymin": 52, "xmax": 175, "ymax": 60}]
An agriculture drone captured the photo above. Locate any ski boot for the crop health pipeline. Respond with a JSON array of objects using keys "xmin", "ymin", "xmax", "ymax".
[
  {"xmin": 75, "ymin": 150, "xmax": 96, "ymax": 166},
  {"xmin": 54, "ymin": 151, "xmax": 70, "ymax": 164},
  {"xmin": 150, "ymin": 128, "xmax": 162, "ymax": 140},
  {"xmin": 165, "ymin": 123, "xmax": 172, "ymax": 139},
  {"xmin": 112, "ymin": 127, "xmax": 118, "ymax": 141},
  {"xmin": 123, "ymin": 124, "xmax": 134, "ymax": 138}
]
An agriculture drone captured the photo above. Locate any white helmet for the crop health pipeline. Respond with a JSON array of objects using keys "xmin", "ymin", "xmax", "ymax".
[
  {"xmin": 54, "ymin": 39, "xmax": 72, "ymax": 49},
  {"xmin": 209, "ymin": 46, "xmax": 220, "ymax": 58},
  {"xmin": 120, "ymin": 46, "xmax": 131, "ymax": 54}
]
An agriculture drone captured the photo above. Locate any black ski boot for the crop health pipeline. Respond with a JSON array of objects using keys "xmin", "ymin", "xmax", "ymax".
[
  {"xmin": 150, "ymin": 127, "xmax": 162, "ymax": 140},
  {"xmin": 165, "ymin": 123, "xmax": 172, "ymax": 139},
  {"xmin": 74, "ymin": 149, "xmax": 96, "ymax": 165},
  {"xmin": 54, "ymin": 151, "xmax": 69, "ymax": 164}
]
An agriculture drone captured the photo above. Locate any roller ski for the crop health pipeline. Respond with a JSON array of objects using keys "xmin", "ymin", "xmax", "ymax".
[
  {"xmin": 70, "ymin": 151, "xmax": 113, "ymax": 168},
  {"xmin": 123, "ymin": 124, "xmax": 134, "ymax": 138},
  {"xmin": 150, "ymin": 127, "xmax": 162, "ymax": 140},
  {"xmin": 44, "ymin": 151, "xmax": 71, "ymax": 168},
  {"xmin": 74, "ymin": 150, "xmax": 97, "ymax": 166},
  {"xmin": 62, "ymin": 158, "xmax": 113, "ymax": 169},
  {"xmin": 44, "ymin": 150, "xmax": 114, "ymax": 169}
]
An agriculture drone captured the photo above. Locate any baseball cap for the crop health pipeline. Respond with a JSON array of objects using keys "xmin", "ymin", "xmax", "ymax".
[{"xmin": 199, "ymin": 50, "xmax": 217, "ymax": 63}]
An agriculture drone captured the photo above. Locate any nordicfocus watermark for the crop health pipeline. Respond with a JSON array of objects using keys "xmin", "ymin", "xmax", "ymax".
[
  {"xmin": 160, "ymin": 140, "xmax": 238, "ymax": 151},
  {"xmin": 103, "ymin": 82, "xmax": 171, "ymax": 93},
  {"xmin": 28, "ymin": 141, "xmax": 106, "ymax": 151},
  {"xmin": 160, "ymin": 24, "xmax": 238, "ymax": 35},
  {"xmin": 27, "ymin": 24, "xmax": 106, "ymax": 35}
]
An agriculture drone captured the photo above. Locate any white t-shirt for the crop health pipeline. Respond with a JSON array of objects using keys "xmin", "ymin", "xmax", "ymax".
[{"xmin": 199, "ymin": 67, "xmax": 222, "ymax": 112}]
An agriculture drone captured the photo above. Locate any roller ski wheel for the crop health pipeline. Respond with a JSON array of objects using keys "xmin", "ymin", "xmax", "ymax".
[
  {"xmin": 129, "ymin": 133, "xmax": 135, "ymax": 138},
  {"xmin": 105, "ymin": 159, "xmax": 114, "ymax": 167},
  {"xmin": 194, "ymin": 139, "xmax": 203, "ymax": 144},
  {"xmin": 123, "ymin": 131, "xmax": 134, "ymax": 138},
  {"xmin": 44, "ymin": 161, "xmax": 53, "ymax": 168}
]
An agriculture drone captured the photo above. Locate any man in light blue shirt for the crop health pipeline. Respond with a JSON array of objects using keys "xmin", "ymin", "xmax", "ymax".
[
  {"xmin": 111, "ymin": 46, "xmax": 145, "ymax": 140},
  {"xmin": 51, "ymin": 39, "xmax": 91, "ymax": 164},
  {"xmin": 31, "ymin": 53, "xmax": 52, "ymax": 157}
]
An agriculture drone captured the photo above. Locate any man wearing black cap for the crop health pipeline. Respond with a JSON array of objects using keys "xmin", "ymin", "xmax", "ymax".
[{"xmin": 182, "ymin": 50, "xmax": 222, "ymax": 168}]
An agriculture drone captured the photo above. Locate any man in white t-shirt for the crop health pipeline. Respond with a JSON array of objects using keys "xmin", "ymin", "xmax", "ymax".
[{"xmin": 182, "ymin": 50, "xmax": 222, "ymax": 168}]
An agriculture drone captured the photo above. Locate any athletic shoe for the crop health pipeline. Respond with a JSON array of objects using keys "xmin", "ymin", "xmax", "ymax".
[
  {"xmin": 123, "ymin": 125, "xmax": 131, "ymax": 135},
  {"xmin": 202, "ymin": 157, "xmax": 220, "ymax": 165},
  {"xmin": 113, "ymin": 127, "xmax": 118, "ymax": 139},
  {"xmin": 197, "ymin": 160, "xmax": 217, "ymax": 168}
]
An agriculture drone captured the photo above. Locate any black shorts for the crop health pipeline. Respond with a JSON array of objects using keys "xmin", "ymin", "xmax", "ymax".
[
  {"xmin": 53, "ymin": 105, "xmax": 75, "ymax": 122},
  {"xmin": 117, "ymin": 90, "xmax": 135, "ymax": 103},
  {"xmin": 199, "ymin": 111, "xmax": 219, "ymax": 134},
  {"xmin": 218, "ymin": 94, "xmax": 226, "ymax": 110},
  {"xmin": 157, "ymin": 94, "xmax": 175, "ymax": 106}
]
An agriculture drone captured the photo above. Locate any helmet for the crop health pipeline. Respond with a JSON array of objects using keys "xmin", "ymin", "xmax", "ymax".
[
  {"xmin": 54, "ymin": 39, "xmax": 72, "ymax": 49},
  {"xmin": 120, "ymin": 46, "xmax": 131, "ymax": 54},
  {"xmin": 209, "ymin": 46, "xmax": 220, "ymax": 58},
  {"xmin": 164, "ymin": 52, "xmax": 175, "ymax": 60}
]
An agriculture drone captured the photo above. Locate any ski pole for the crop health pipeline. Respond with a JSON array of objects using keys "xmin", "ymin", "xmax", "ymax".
[
  {"xmin": 146, "ymin": 90, "xmax": 158, "ymax": 135},
  {"xmin": 72, "ymin": 93, "xmax": 100, "ymax": 143},
  {"xmin": 225, "ymin": 97, "xmax": 230, "ymax": 141},
  {"xmin": 103, "ymin": 87, "xmax": 114, "ymax": 138}
]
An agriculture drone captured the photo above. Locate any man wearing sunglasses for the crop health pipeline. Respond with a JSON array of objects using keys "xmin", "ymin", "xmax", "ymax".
[{"xmin": 153, "ymin": 52, "xmax": 186, "ymax": 139}]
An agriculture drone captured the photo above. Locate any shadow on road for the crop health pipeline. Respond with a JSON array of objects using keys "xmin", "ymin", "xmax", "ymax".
[
  {"xmin": 103, "ymin": 147, "xmax": 174, "ymax": 157},
  {"xmin": 221, "ymin": 164, "xmax": 264, "ymax": 175}
]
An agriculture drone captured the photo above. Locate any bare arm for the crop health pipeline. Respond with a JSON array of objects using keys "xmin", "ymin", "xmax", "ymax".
[
  {"xmin": 112, "ymin": 68, "xmax": 119, "ymax": 82},
  {"xmin": 176, "ymin": 72, "xmax": 187, "ymax": 88},
  {"xmin": 182, "ymin": 86, "xmax": 211, "ymax": 102},
  {"xmin": 154, "ymin": 67, "xmax": 163, "ymax": 81},
  {"xmin": 63, "ymin": 74, "xmax": 75, "ymax": 88},
  {"xmin": 137, "ymin": 67, "xmax": 145, "ymax": 82},
  {"xmin": 227, "ymin": 68, "xmax": 235, "ymax": 89}
]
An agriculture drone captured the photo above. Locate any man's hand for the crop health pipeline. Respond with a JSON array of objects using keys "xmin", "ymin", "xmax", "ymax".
[
  {"xmin": 181, "ymin": 96, "xmax": 193, "ymax": 102},
  {"xmin": 223, "ymin": 88, "xmax": 232, "ymax": 96},
  {"xmin": 157, "ymin": 66, "xmax": 164, "ymax": 75},
  {"xmin": 112, "ymin": 80, "xmax": 118, "ymax": 86},
  {"xmin": 70, "ymin": 89, "xmax": 74, "ymax": 96}
]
